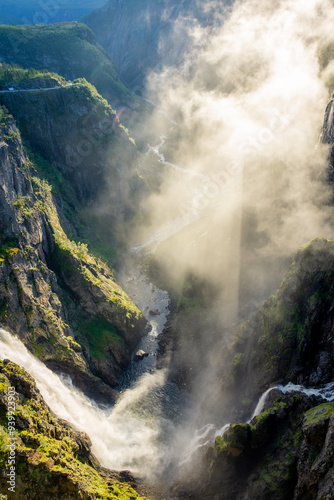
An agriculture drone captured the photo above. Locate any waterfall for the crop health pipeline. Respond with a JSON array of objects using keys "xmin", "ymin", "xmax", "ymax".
[
  {"xmin": 250, "ymin": 382, "xmax": 334, "ymax": 421},
  {"xmin": 0, "ymin": 328, "xmax": 172, "ymax": 480}
]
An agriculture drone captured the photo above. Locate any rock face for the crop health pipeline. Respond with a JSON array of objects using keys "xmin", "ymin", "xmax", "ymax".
[
  {"xmin": 0, "ymin": 100, "xmax": 147, "ymax": 400},
  {"xmin": 83, "ymin": 0, "xmax": 213, "ymax": 92},
  {"xmin": 134, "ymin": 349, "xmax": 149, "ymax": 362},
  {"xmin": 214, "ymin": 238, "xmax": 334, "ymax": 424},
  {"xmin": 0, "ymin": 79, "xmax": 142, "ymax": 221},
  {"xmin": 0, "ymin": 359, "xmax": 149, "ymax": 499},
  {"xmin": 172, "ymin": 237, "xmax": 334, "ymax": 499},
  {"xmin": 321, "ymin": 95, "xmax": 334, "ymax": 186},
  {"xmin": 177, "ymin": 392, "xmax": 334, "ymax": 500}
]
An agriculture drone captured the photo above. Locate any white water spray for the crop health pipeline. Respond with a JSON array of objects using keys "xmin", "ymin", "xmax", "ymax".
[
  {"xmin": 250, "ymin": 382, "xmax": 334, "ymax": 420},
  {"xmin": 0, "ymin": 328, "xmax": 170, "ymax": 480}
]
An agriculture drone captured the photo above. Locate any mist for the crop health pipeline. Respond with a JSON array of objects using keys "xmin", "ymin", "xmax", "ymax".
[
  {"xmin": 117, "ymin": 0, "xmax": 334, "ymax": 485},
  {"xmin": 3, "ymin": 0, "xmax": 334, "ymax": 495},
  {"xmin": 134, "ymin": 0, "xmax": 334, "ymax": 324}
]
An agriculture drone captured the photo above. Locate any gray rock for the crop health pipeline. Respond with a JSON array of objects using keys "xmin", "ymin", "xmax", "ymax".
[{"xmin": 134, "ymin": 350, "xmax": 149, "ymax": 362}]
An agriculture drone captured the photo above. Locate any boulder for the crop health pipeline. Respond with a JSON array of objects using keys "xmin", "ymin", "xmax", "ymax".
[{"xmin": 134, "ymin": 350, "xmax": 149, "ymax": 362}]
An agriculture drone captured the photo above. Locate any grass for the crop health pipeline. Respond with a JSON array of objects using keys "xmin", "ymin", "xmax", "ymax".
[
  {"xmin": 0, "ymin": 239, "xmax": 20, "ymax": 262},
  {"xmin": 0, "ymin": 23, "xmax": 139, "ymax": 110},
  {"xmin": 0, "ymin": 63, "xmax": 66, "ymax": 90},
  {"xmin": 304, "ymin": 403, "xmax": 334, "ymax": 427},
  {"xmin": 77, "ymin": 317, "xmax": 125, "ymax": 361}
]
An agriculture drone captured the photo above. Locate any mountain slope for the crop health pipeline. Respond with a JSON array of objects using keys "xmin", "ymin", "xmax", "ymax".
[
  {"xmin": 0, "ymin": 22, "xmax": 142, "ymax": 112},
  {"xmin": 0, "ymin": 95, "xmax": 147, "ymax": 399},
  {"xmin": 172, "ymin": 236, "xmax": 334, "ymax": 499},
  {"xmin": 83, "ymin": 0, "xmax": 213, "ymax": 92}
]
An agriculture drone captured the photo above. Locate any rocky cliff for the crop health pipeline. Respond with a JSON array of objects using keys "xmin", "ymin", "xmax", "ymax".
[
  {"xmin": 177, "ymin": 391, "xmax": 334, "ymax": 500},
  {"xmin": 171, "ymin": 236, "xmax": 334, "ymax": 499},
  {"xmin": 83, "ymin": 0, "xmax": 216, "ymax": 93},
  {"xmin": 0, "ymin": 98, "xmax": 147, "ymax": 401}
]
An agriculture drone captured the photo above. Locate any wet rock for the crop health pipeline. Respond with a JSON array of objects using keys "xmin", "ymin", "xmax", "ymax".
[
  {"xmin": 0, "ymin": 359, "xmax": 147, "ymax": 500},
  {"xmin": 134, "ymin": 350, "xmax": 149, "ymax": 362}
]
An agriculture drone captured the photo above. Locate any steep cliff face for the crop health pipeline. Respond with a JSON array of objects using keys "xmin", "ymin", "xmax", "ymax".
[
  {"xmin": 166, "ymin": 235, "xmax": 334, "ymax": 499},
  {"xmin": 0, "ymin": 105, "xmax": 147, "ymax": 399},
  {"xmin": 83, "ymin": 0, "xmax": 213, "ymax": 92},
  {"xmin": 0, "ymin": 359, "xmax": 149, "ymax": 499},
  {"xmin": 178, "ymin": 392, "xmax": 334, "ymax": 500},
  {"xmin": 0, "ymin": 66, "xmax": 148, "ymax": 244},
  {"xmin": 216, "ymin": 238, "xmax": 334, "ymax": 423},
  {"xmin": 0, "ymin": 81, "xmax": 139, "ymax": 212},
  {"xmin": 321, "ymin": 96, "xmax": 334, "ymax": 181},
  {"xmin": 171, "ymin": 236, "xmax": 334, "ymax": 499}
]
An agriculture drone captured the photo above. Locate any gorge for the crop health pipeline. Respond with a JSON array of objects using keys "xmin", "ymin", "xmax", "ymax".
[{"xmin": 1, "ymin": 1, "xmax": 334, "ymax": 499}]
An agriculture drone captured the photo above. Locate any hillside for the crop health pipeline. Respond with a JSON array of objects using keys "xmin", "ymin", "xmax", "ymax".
[
  {"xmin": 0, "ymin": 67, "xmax": 149, "ymax": 399},
  {"xmin": 83, "ymin": 0, "xmax": 211, "ymax": 92},
  {"xmin": 175, "ymin": 237, "xmax": 334, "ymax": 499},
  {"xmin": 2, "ymin": 3, "xmax": 334, "ymax": 499},
  {"xmin": 0, "ymin": 22, "xmax": 143, "ymax": 113},
  {"xmin": 0, "ymin": 358, "xmax": 150, "ymax": 499}
]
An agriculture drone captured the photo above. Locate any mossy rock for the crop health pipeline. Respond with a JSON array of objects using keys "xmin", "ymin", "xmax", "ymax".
[
  {"xmin": 0, "ymin": 359, "xmax": 150, "ymax": 499},
  {"xmin": 215, "ymin": 423, "xmax": 249, "ymax": 457}
]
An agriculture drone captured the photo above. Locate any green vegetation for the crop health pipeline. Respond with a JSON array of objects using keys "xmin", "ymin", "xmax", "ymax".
[
  {"xmin": 230, "ymin": 238, "xmax": 334, "ymax": 383},
  {"xmin": 0, "ymin": 301, "xmax": 8, "ymax": 320},
  {"xmin": 0, "ymin": 65, "xmax": 137, "ymax": 264},
  {"xmin": 0, "ymin": 63, "xmax": 66, "ymax": 90},
  {"xmin": 0, "ymin": 360, "xmax": 148, "ymax": 499},
  {"xmin": 215, "ymin": 424, "xmax": 249, "ymax": 457},
  {"xmin": 77, "ymin": 317, "xmax": 125, "ymax": 361},
  {"xmin": 0, "ymin": 23, "xmax": 140, "ymax": 110},
  {"xmin": 0, "ymin": 81, "xmax": 143, "ymax": 373},
  {"xmin": 177, "ymin": 295, "xmax": 203, "ymax": 312},
  {"xmin": 0, "ymin": 0, "xmax": 106, "ymax": 26},
  {"xmin": 0, "ymin": 239, "xmax": 19, "ymax": 262},
  {"xmin": 304, "ymin": 403, "xmax": 334, "ymax": 427},
  {"xmin": 0, "ymin": 106, "xmax": 9, "ymax": 126},
  {"xmin": 29, "ymin": 168, "xmax": 143, "ymax": 337},
  {"xmin": 212, "ymin": 394, "xmax": 309, "ymax": 497}
]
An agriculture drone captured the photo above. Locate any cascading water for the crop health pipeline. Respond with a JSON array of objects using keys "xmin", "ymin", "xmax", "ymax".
[
  {"xmin": 0, "ymin": 326, "xmax": 195, "ymax": 484},
  {"xmin": 181, "ymin": 380, "xmax": 334, "ymax": 466},
  {"xmin": 250, "ymin": 382, "xmax": 334, "ymax": 420},
  {"xmin": 0, "ymin": 328, "xmax": 170, "ymax": 479}
]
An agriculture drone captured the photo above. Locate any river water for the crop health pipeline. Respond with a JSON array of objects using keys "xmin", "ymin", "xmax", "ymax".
[
  {"xmin": 0, "ymin": 251, "xmax": 192, "ymax": 483},
  {"xmin": 116, "ymin": 257, "xmax": 170, "ymax": 390}
]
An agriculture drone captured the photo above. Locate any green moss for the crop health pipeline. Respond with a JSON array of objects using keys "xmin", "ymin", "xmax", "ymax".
[
  {"xmin": 177, "ymin": 295, "xmax": 203, "ymax": 312},
  {"xmin": 304, "ymin": 403, "xmax": 334, "ymax": 427},
  {"xmin": 32, "ymin": 342, "xmax": 44, "ymax": 358},
  {"xmin": 0, "ymin": 239, "xmax": 20, "ymax": 261},
  {"xmin": 233, "ymin": 353, "xmax": 244, "ymax": 367},
  {"xmin": 215, "ymin": 424, "xmax": 249, "ymax": 457},
  {"xmin": 0, "ymin": 360, "xmax": 149, "ymax": 499},
  {"xmin": 78, "ymin": 317, "xmax": 124, "ymax": 361},
  {"xmin": 241, "ymin": 397, "xmax": 253, "ymax": 406},
  {"xmin": 0, "ymin": 301, "xmax": 8, "ymax": 320}
]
